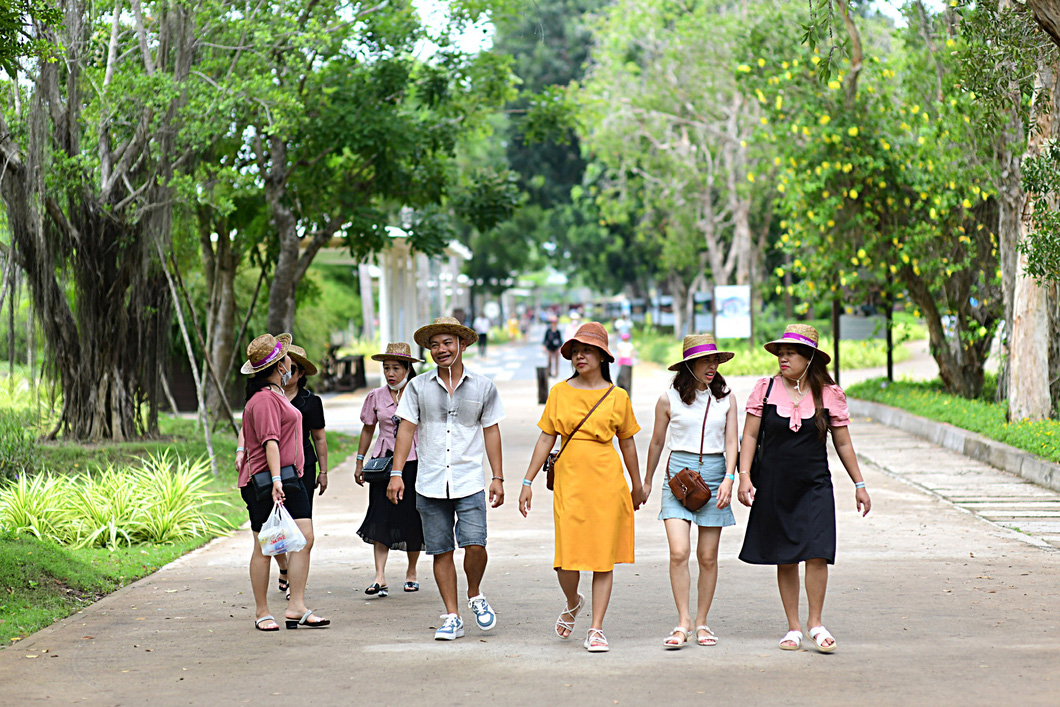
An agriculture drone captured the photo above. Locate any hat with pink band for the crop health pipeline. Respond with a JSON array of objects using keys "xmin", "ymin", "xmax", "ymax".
[
  {"xmin": 763, "ymin": 323, "xmax": 831, "ymax": 364},
  {"xmin": 667, "ymin": 333, "xmax": 735, "ymax": 371}
]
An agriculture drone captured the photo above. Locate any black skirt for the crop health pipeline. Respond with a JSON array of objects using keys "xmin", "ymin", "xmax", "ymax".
[
  {"xmin": 357, "ymin": 460, "xmax": 425, "ymax": 552},
  {"xmin": 739, "ymin": 403, "xmax": 836, "ymax": 565}
]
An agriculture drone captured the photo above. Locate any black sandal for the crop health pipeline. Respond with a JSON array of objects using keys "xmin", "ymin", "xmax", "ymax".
[
  {"xmin": 278, "ymin": 569, "xmax": 289, "ymax": 594},
  {"xmin": 365, "ymin": 582, "xmax": 388, "ymax": 597},
  {"xmin": 403, "ymin": 581, "xmax": 419, "ymax": 592}
]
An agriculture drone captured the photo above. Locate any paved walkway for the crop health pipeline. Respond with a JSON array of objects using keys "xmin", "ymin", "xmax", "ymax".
[{"xmin": 3, "ymin": 356, "xmax": 1060, "ymax": 705}]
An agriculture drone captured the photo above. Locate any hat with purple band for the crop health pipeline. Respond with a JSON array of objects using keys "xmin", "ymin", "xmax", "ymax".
[
  {"xmin": 763, "ymin": 323, "xmax": 831, "ymax": 364},
  {"xmin": 371, "ymin": 341, "xmax": 423, "ymax": 364},
  {"xmin": 667, "ymin": 333, "xmax": 735, "ymax": 371},
  {"xmin": 240, "ymin": 333, "xmax": 293, "ymax": 374}
]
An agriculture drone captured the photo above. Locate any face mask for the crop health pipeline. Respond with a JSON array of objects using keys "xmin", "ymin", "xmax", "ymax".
[
  {"xmin": 387, "ymin": 373, "xmax": 408, "ymax": 392},
  {"xmin": 279, "ymin": 364, "xmax": 292, "ymax": 387}
]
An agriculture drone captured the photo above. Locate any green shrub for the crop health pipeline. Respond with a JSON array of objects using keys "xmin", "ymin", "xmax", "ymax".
[
  {"xmin": 0, "ymin": 409, "xmax": 38, "ymax": 482},
  {"xmin": 846, "ymin": 376, "xmax": 1060, "ymax": 463}
]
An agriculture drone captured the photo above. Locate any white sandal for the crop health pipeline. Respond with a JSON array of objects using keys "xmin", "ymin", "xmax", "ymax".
[
  {"xmin": 585, "ymin": 627, "xmax": 610, "ymax": 653},
  {"xmin": 779, "ymin": 629, "xmax": 803, "ymax": 651},
  {"xmin": 663, "ymin": 626, "xmax": 692, "ymax": 649},
  {"xmin": 808, "ymin": 625, "xmax": 837, "ymax": 653},
  {"xmin": 555, "ymin": 593, "xmax": 584, "ymax": 639},
  {"xmin": 696, "ymin": 625, "xmax": 718, "ymax": 646}
]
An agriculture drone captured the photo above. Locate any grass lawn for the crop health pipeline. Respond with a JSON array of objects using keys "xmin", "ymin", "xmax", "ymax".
[
  {"xmin": 0, "ymin": 413, "xmax": 358, "ymax": 646},
  {"xmin": 846, "ymin": 376, "xmax": 1060, "ymax": 464}
]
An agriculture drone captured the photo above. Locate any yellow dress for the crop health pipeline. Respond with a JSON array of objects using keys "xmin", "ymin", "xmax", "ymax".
[{"xmin": 538, "ymin": 381, "xmax": 641, "ymax": 571}]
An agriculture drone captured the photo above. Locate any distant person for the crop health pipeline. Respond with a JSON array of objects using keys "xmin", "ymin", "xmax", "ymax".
[
  {"xmin": 542, "ymin": 317, "xmax": 563, "ymax": 377},
  {"xmin": 355, "ymin": 342, "xmax": 425, "ymax": 597},
  {"xmin": 615, "ymin": 332, "xmax": 635, "ymax": 371},
  {"xmin": 614, "ymin": 314, "xmax": 633, "ymax": 337},
  {"xmin": 519, "ymin": 322, "xmax": 645, "ymax": 653},
  {"xmin": 389, "ymin": 317, "xmax": 506, "ymax": 641},
  {"xmin": 737, "ymin": 324, "xmax": 871, "ymax": 654},
  {"xmin": 473, "ymin": 313, "xmax": 491, "ymax": 358},
  {"xmin": 563, "ymin": 311, "xmax": 582, "ymax": 343},
  {"xmin": 642, "ymin": 335, "xmax": 737, "ymax": 649},
  {"xmin": 238, "ymin": 333, "xmax": 329, "ymax": 632},
  {"xmin": 507, "ymin": 314, "xmax": 521, "ymax": 342}
]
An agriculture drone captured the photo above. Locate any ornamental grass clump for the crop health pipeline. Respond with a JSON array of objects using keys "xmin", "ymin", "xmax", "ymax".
[{"xmin": 0, "ymin": 452, "xmax": 235, "ymax": 548}]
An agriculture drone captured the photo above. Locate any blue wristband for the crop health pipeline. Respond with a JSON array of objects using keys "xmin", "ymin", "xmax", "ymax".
[
  {"xmin": 390, "ymin": 469, "xmax": 403, "ymax": 477},
  {"xmin": 522, "ymin": 478, "xmax": 533, "ymax": 487},
  {"xmin": 725, "ymin": 473, "xmax": 735, "ymax": 481},
  {"xmin": 271, "ymin": 476, "xmax": 281, "ymax": 483},
  {"xmin": 855, "ymin": 481, "xmax": 866, "ymax": 489}
]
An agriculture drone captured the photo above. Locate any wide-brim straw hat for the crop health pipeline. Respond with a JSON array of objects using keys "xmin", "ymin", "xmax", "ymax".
[
  {"xmin": 287, "ymin": 344, "xmax": 318, "ymax": 376},
  {"xmin": 371, "ymin": 342, "xmax": 423, "ymax": 364},
  {"xmin": 414, "ymin": 316, "xmax": 478, "ymax": 349},
  {"xmin": 667, "ymin": 334, "xmax": 735, "ymax": 371},
  {"xmin": 560, "ymin": 321, "xmax": 615, "ymax": 362},
  {"xmin": 240, "ymin": 333, "xmax": 292, "ymax": 374},
  {"xmin": 763, "ymin": 323, "xmax": 831, "ymax": 364}
]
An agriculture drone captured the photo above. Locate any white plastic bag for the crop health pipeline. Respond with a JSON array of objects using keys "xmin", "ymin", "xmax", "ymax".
[{"xmin": 258, "ymin": 503, "xmax": 306, "ymax": 556}]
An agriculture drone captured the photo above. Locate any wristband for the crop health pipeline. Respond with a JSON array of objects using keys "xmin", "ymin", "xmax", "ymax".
[
  {"xmin": 236, "ymin": 446, "xmax": 245, "ymax": 452},
  {"xmin": 738, "ymin": 469, "xmax": 749, "ymax": 474},
  {"xmin": 855, "ymin": 482, "xmax": 866, "ymax": 489},
  {"xmin": 522, "ymin": 478, "xmax": 532, "ymax": 487},
  {"xmin": 725, "ymin": 473, "xmax": 735, "ymax": 481},
  {"xmin": 271, "ymin": 476, "xmax": 281, "ymax": 483},
  {"xmin": 390, "ymin": 469, "xmax": 403, "ymax": 477},
  {"xmin": 356, "ymin": 454, "xmax": 365, "ymax": 461},
  {"xmin": 492, "ymin": 476, "xmax": 504, "ymax": 482}
]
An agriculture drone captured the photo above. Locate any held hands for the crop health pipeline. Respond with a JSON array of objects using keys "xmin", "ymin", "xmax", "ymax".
[
  {"xmin": 518, "ymin": 486, "xmax": 532, "ymax": 517},
  {"xmin": 737, "ymin": 474, "xmax": 755, "ymax": 507},
  {"xmin": 631, "ymin": 485, "xmax": 647, "ymax": 510},
  {"xmin": 716, "ymin": 476, "xmax": 734, "ymax": 509},
  {"xmin": 272, "ymin": 479, "xmax": 285, "ymax": 505},
  {"xmin": 856, "ymin": 487, "xmax": 871, "ymax": 516},
  {"xmin": 354, "ymin": 460, "xmax": 365, "ymax": 486},
  {"xmin": 386, "ymin": 476, "xmax": 404, "ymax": 505},
  {"xmin": 489, "ymin": 479, "xmax": 505, "ymax": 508}
]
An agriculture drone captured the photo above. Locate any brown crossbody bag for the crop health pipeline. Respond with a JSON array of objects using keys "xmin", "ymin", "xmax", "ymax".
[
  {"xmin": 544, "ymin": 385, "xmax": 615, "ymax": 491},
  {"xmin": 666, "ymin": 394, "xmax": 713, "ymax": 512}
]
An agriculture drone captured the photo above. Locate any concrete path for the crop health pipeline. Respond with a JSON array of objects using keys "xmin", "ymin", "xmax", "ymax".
[{"xmin": 2, "ymin": 364, "xmax": 1059, "ymax": 705}]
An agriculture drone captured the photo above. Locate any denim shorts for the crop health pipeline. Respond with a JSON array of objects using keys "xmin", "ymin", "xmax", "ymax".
[{"xmin": 415, "ymin": 491, "xmax": 487, "ymax": 555}]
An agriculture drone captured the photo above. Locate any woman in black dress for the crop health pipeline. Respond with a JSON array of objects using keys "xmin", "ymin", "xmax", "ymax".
[
  {"xmin": 737, "ymin": 324, "xmax": 871, "ymax": 653},
  {"xmin": 354, "ymin": 342, "xmax": 425, "ymax": 596}
]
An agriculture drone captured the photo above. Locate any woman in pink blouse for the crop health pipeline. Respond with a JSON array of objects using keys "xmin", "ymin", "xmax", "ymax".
[
  {"xmin": 354, "ymin": 343, "xmax": 425, "ymax": 597},
  {"xmin": 736, "ymin": 324, "xmax": 870, "ymax": 654}
]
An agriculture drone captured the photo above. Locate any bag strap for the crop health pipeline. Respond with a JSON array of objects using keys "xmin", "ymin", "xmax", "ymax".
[
  {"xmin": 666, "ymin": 389, "xmax": 712, "ymax": 482},
  {"xmin": 757, "ymin": 377, "xmax": 775, "ymax": 453},
  {"xmin": 555, "ymin": 385, "xmax": 615, "ymax": 464}
]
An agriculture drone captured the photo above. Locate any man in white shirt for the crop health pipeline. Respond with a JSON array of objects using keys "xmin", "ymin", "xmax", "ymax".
[
  {"xmin": 472, "ymin": 313, "xmax": 491, "ymax": 359},
  {"xmin": 389, "ymin": 317, "xmax": 506, "ymax": 641}
]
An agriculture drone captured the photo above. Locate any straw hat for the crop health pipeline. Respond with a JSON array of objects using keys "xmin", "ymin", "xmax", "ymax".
[
  {"xmin": 667, "ymin": 333, "xmax": 735, "ymax": 371},
  {"xmin": 414, "ymin": 316, "xmax": 478, "ymax": 349},
  {"xmin": 240, "ymin": 333, "xmax": 292, "ymax": 374},
  {"xmin": 371, "ymin": 342, "xmax": 423, "ymax": 364},
  {"xmin": 560, "ymin": 321, "xmax": 615, "ymax": 362},
  {"xmin": 763, "ymin": 323, "xmax": 831, "ymax": 364},
  {"xmin": 287, "ymin": 344, "xmax": 318, "ymax": 376}
]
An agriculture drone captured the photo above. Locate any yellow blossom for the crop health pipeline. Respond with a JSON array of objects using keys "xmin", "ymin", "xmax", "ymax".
[
  {"xmin": 828, "ymin": 80, "xmax": 841, "ymax": 90},
  {"xmin": 760, "ymin": 116, "xmax": 769, "ymax": 125},
  {"xmin": 819, "ymin": 114, "xmax": 831, "ymax": 125},
  {"xmin": 756, "ymin": 89, "xmax": 766, "ymax": 103},
  {"xmin": 847, "ymin": 126, "xmax": 859, "ymax": 137},
  {"xmin": 778, "ymin": 183, "xmax": 786, "ymax": 193},
  {"xmin": 812, "ymin": 56, "xmax": 821, "ymax": 65},
  {"xmin": 737, "ymin": 64, "xmax": 751, "ymax": 73},
  {"xmin": 962, "ymin": 199, "xmax": 972, "ymax": 208},
  {"xmin": 776, "ymin": 96, "xmax": 784, "ymax": 110},
  {"xmin": 881, "ymin": 140, "xmax": 891, "ymax": 150},
  {"xmin": 748, "ymin": 172, "xmax": 756, "ymax": 183},
  {"xmin": 758, "ymin": 58, "xmax": 766, "ymax": 67},
  {"xmin": 849, "ymin": 188, "xmax": 859, "ymax": 199}
]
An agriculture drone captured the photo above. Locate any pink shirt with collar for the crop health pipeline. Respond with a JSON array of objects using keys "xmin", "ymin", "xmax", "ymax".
[
  {"xmin": 360, "ymin": 386, "xmax": 418, "ymax": 461},
  {"xmin": 745, "ymin": 375, "xmax": 850, "ymax": 433}
]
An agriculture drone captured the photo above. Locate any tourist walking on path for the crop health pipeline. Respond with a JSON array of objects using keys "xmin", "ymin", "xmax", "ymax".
[
  {"xmin": 238, "ymin": 333, "xmax": 329, "ymax": 632},
  {"xmin": 642, "ymin": 334, "xmax": 737, "ymax": 649},
  {"xmin": 542, "ymin": 317, "xmax": 563, "ymax": 377},
  {"xmin": 236, "ymin": 343, "xmax": 328, "ymax": 600},
  {"xmin": 388, "ymin": 317, "xmax": 506, "ymax": 641},
  {"xmin": 354, "ymin": 342, "xmax": 425, "ymax": 597},
  {"xmin": 519, "ymin": 322, "xmax": 645, "ymax": 653},
  {"xmin": 737, "ymin": 324, "xmax": 869, "ymax": 653},
  {"xmin": 473, "ymin": 313, "xmax": 491, "ymax": 359}
]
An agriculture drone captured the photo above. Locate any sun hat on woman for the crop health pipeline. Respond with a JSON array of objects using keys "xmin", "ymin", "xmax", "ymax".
[
  {"xmin": 560, "ymin": 321, "xmax": 614, "ymax": 362},
  {"xmin": 240, "ymin": 333, "xmax": 292, "ymax": 374},
  {"xmin": 667, "ymin": 334, "xmax": 735, "ymax": 371},
  {"xmin": 413, "ymin": 316, "xmax": 478, "ymax": 349},
  {"xmin": 288, "ymin": 344, "xmax": 319, "ymax": 376},
  {"xmin": 371, "ymin": 342, "xmax": 423, "ymax": 364},
  {"xmin": 763, "ymin": 323, "xmax": 831, "ymax": 365}
]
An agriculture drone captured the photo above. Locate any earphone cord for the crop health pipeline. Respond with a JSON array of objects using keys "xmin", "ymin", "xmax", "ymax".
[{"xmin": 793, "ymin": 351, "xmax": 815, "ymax": 395}]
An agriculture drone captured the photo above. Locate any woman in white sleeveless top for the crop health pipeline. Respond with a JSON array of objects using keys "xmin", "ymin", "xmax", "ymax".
[{"xmin": 643, "ymin": 334, "xmax": 737, "ymax": 649}]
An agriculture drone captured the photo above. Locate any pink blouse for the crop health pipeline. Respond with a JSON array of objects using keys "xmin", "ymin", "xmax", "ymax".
[
  {"xmin": 360, "ymin": 386, "xmax": 418, "ymax": 461},
  {"xmin": 745, "ymin": 375, "xmax": 850, "ymax": 432}
]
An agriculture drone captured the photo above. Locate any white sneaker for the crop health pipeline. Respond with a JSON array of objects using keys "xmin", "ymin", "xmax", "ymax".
[
  {"xmin": 468, "ymin": 594, "xmax": 497, "ymax": 630},
  {"xmin": 434, "ymin": 613, "xmax": 464, "ymax": 641}
]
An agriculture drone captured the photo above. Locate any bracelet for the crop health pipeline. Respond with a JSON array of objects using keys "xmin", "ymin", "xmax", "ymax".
[
  {"xmin": 319, "ymin": 471, "xmax": 328, "ymax": 475},
  {"xmin": 725, "ymin": 473, "xmax": 735, "ymax": 481},
  {"xmin": 271, "ymin": 476, "xmax": 281, "ymax": 483},
  {"xmin": 356, "ymin": 454, "xmax": 365, "ymax": 461},
  {"xmin": 855, "ymin": 481, "xmax": 866, "ymax": 489},
  {"xmin": 390, "ymin": 469, "xmax": 403, "ymax": 477},
  {"xmin": 492, "ymin": 476, "xmax": 504, "ymax": 482},
  {"xmin": 738, "ymin": 470, "xmax": 749, "ymax": 474},
  {"xmin": 236, "ymin": 446, "xmax": 245, "ymax": 452},
  {"xmin": 522, "ymin": 478, "xmax": 532, "ymax": 487}
]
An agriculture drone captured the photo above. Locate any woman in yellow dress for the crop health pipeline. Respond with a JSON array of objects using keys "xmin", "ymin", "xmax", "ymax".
[{"xmin": 519, "ymin": 321, "xmax": 645, "ymax": 653}]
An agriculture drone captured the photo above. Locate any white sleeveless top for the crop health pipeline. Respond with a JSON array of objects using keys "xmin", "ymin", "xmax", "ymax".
[{"xmin": 666, "ymin": 387, "xmax": 730, "ymax": 455}]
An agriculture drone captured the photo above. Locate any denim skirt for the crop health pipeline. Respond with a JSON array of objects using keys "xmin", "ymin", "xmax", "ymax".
[{"xmin": 658, "ymin": 451, "xmax": 736, "ymax": 527}]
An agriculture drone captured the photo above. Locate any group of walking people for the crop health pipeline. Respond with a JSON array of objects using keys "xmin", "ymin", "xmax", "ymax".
[{"xmin": 234, "ymin": 315, "xmax": 871, "ymax": 654}]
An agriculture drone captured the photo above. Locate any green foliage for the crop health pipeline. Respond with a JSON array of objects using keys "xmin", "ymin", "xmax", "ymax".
[
  {"xmin": 0, "ymin": 0, "xmax": 63, "ymax": 73},
  {"xmin": 846, "ymin": 376, "xmax": 1060, "ymax": 463},
  {"xmin": 0, "ymin": 409, "xmax": 37, "ymax": 482},
  {"xmin": 1017, "ymin": 139, "xmax": 1060, "ymax": 282}
]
